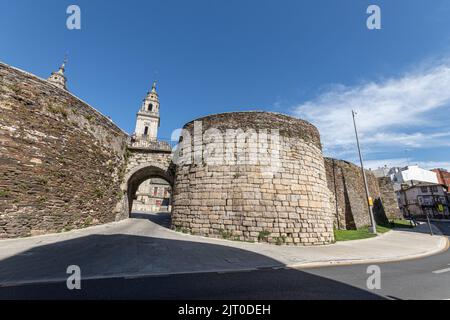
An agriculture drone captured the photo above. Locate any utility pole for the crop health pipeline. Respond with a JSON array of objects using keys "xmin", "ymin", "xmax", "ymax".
[{"xmin": 352, "ymin": 110, "xmax": 377, "ymax": 234}]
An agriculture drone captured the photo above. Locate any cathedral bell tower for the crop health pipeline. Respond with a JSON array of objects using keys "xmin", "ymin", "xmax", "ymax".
[{"xmin": 134, "ymin": 81, "xmax": 160, "ymax": 141}]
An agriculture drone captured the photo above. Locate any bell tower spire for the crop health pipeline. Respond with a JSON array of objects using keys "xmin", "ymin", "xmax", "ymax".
[
  {"xmin": 48, "ymin": 56, "xmax": 68, "ymax": 90},
  {"xmin": 134, "ymin": 81, "xmax": 160, "ymax": 141}
]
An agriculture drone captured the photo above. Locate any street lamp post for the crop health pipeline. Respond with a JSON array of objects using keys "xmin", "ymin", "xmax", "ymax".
[{"xmin": 352, "ymin": 110, "xmax": 377, "ymax": 234}]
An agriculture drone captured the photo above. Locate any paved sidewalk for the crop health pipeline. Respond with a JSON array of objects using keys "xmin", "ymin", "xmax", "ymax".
[{"xmin": 0, "ymin": 214, "xmax": 448, "ymax": 286}]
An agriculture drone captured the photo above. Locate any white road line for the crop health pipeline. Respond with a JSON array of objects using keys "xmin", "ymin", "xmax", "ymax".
[{"xmin": 432, "ymin": 265, "xmax": 450, "ymax": 274}]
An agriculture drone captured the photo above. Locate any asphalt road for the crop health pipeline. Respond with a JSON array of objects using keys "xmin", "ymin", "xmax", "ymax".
[{"xmin": 0, "ymin": 222, "xmax": 449, "ymax": 300}]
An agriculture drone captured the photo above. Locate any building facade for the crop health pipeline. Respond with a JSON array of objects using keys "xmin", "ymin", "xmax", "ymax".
[
  {"xmin": 131, "ymin": 178, "xmax": 172, "ymax": 213},
  {"xmin": 431, "ymin": 169, "xmax": 450, "ymax": 190},
  {"xmin": 397, "ymin": 183, "xmax": 449, "ymax": 218}
]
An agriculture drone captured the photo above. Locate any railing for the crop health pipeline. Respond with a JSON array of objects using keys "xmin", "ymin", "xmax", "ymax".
[{"xmin": 127, "ymin": 136, "xmax": 177, "ymax": 151}]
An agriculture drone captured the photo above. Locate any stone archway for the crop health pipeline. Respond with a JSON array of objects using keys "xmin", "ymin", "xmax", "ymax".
[
  {"xmin": 123, "ymin": 164, "xmax": 174, "ymax": 217},
  {"xmin": 114, "ymin": 143, "xmax": 174, "ymax": 221}
]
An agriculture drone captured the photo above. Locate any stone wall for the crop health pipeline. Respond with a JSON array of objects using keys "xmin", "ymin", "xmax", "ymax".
[
  {"xmin": 377, "ymin": 177, "xmax": 402, "ymax": 219},
  {"xmin": 324, "ymin": 158, "xmax": 389, "ymax": 230},
  {"xmin": 171, "ymin": 112, "xmax": 335, "ymax": 246},
  {"xmin": 0, "ymin": 62, "xmax": 128, "ymax": 238}
]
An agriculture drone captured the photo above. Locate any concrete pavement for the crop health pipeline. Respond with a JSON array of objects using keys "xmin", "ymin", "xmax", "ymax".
[{"xmin": 0, "ymin": 213, "xmax": 447, "ymax": 287}]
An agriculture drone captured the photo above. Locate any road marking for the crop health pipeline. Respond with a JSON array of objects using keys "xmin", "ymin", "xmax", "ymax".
[{"xmin": 432, "ymin": 265, "xmax": 450, "ymax": 274}]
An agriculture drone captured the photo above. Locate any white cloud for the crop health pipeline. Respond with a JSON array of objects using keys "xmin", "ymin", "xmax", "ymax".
[
  {"xmin": 293, "ymin": 64, "xmax": 450, "ymax": 156},
  {"xmin": 364, "ymin": 158, "xmax": 450, "ymax": 171},
  {"xmin": 417, "ymin": 161, "xmax": 450, "ymax": 171},
  {"xmin": 364, "ymin": 158, "xmax": 409, "ymax": 170}
]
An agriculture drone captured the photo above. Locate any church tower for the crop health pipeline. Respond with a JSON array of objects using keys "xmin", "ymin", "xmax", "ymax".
[
  {"xmin": 134, "ymin": 81, "xmax": 160, "ymax": 141},
  {"xmin": 48, "ymin": 58, "xmax": 68, "ymax": 90}
]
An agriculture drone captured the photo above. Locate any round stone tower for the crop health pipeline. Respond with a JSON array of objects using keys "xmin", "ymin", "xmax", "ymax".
[{"xmin": 171, "ymin": 111, "xmax": 335, "ymax": 245}]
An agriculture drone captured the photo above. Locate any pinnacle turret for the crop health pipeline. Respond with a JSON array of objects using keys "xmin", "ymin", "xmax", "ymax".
[{"xmin": 48, "ymin": 57, "xmax": 68, "ymax": 90}]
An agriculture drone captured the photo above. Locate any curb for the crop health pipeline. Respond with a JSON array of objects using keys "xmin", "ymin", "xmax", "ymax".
[
  {"xmin": 290, "ymin": 235, "xmax": 450, "ymax": 269},
  {"xmin": 1, "ymin": 235, "xmax": 448, "ymax": 289}
]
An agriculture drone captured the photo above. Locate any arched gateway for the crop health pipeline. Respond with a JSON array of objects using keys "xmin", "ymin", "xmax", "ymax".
[{"xmin": 121, "ymin": 142, "xmax": 174, "ymax": 217}]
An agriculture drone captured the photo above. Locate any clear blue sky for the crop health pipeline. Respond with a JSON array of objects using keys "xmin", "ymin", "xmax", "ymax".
[{"xmin": 1, "ymin": 0, "xmax": 450, "ymax": 169}]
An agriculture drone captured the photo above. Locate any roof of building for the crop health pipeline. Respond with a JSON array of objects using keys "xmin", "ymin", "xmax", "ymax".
[
  {"xmin": 148, "ymin": 178, "xmax": 170, "ymax": 185},
  {"xmin": 400, "ymin": 182, "xmax": 448, "ymax": 191}
]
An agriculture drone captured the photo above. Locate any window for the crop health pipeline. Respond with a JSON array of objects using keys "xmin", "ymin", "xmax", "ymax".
[
  {"xmin": 417, "ymin": 196, "xmax": 423, "ymax": 205},
  {"xmin": 148, "ymin": 104, "xmax": 153, "ymax": 111},
  {"xmin": 144, "ymin": 126, "xmax": 149, "ymax": 136},
  {"xmin": 153, "ymin": 187, "xmax": 158, "ymax": 196},
  {"xmin": 430, "ymin": 186, "xmax": 439, "ymax": 193},
  {"xmin": 420, "ymin": 187, "xmax": 428, "ymax": 193}
]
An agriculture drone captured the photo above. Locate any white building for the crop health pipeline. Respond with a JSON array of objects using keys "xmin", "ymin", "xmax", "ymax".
[{"xmin": 389, "ymin": 166, "xmax": 438, "ymax": 191}]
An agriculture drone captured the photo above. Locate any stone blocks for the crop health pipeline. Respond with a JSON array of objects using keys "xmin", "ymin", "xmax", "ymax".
[{"xmin": 171, "ymin": 112, "xmax": 335, "ymax": 245}]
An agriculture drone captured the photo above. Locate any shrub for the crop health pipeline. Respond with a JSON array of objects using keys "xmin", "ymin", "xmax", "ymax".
[
  {"xmin": 258, "ymin": 230, "xmax": 271, "ymax": 242},
  {"xmin": 0, "ymin": 189, "xmax": 9, "ymax": 198},
  {"xmin": 219, "ymin": 229, "xmax": 233, "ymax": 239},
  {"xmin": 47, "ymin": 104, "xmax": 68, "ymax": 118}
]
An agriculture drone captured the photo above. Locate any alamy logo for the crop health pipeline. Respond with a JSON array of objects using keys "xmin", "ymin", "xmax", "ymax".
[
  {"xmin": 66, "ymin": 265, "xmax": 81, "ymax": 290},
  {"xmin": 366, "ymin": 5, "xmax": 381, "ymax": 30},
  {"xmin": 66, "ymin": 5, "xmax": 81, "ymax": 30},
  {"xmin": 171, "ymin": 121, "xmax": 281, "ymax": 176},
  {"xmin": 366, "ymin": 265, "xmax": 381, "ymax": 290}
]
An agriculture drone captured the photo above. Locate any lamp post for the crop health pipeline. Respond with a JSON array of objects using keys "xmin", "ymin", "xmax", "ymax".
[{"xmin": 352, "ymin": 110, "xmax": 377, "ymax": 234}]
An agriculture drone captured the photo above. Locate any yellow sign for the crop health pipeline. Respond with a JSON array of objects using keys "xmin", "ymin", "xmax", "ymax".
[
  {"xmin": 368, "ymin": 197, "xmax": 374, "ymax": 206},
  {"xmin": 438, "ymin": 204, "xmax": 444, "ymax": 212}
]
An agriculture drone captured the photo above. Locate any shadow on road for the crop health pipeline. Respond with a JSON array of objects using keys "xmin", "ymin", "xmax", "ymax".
[
  {"xmin": 130, "ymin": 211, "xmax": 171, "ymax": 228},
  {"xmin": 0, "ymin": 233, "xmax": 385, "ymax": 300}
]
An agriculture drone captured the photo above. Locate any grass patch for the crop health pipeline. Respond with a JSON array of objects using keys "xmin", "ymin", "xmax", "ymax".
[
  {"xmin": 48, "ymin": 104, "xmax": 68, "ymax": 118},
  {"xmin": 334, "ymin": 219, "xmax": 414, "ymax": 242},
  {"xmin": 375, "ymin": 225, "xmax": 392, "ymax": 234},
  {"xmin": 387, "ymin": 219, "xmax": 414, "ymax": 229},
  {"xmin": 334, "ymin": 228, "xmax": 377, "ymax": 241},
  {"xmin": 174, "ymin": 226, "xmax": 190, "ymax": 234}
]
